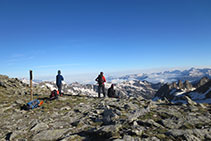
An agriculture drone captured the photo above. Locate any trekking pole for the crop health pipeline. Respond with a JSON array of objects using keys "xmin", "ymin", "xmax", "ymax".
[{"xmin": 30, "ymin": 70, "xmax": 33, "ymax": 101}]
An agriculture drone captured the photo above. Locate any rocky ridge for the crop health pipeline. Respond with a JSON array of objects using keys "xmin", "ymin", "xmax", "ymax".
[
  {"xmin": 0, "ymin": 75, "xmax": 50, "ymax": 96},
  {"xmin": 1, "ymin": 94, "xmax": 211, "ymax": 140},
  {"xmin": 154, "ymin": 77, "xmax": 211, "ymax": 104}
]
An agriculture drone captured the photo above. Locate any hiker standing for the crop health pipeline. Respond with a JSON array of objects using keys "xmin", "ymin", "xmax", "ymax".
[
  {"xmin": 56, "ymin": 70, "xmax": 64, "ymax": 96},
  {"xmin": 108, "ymin": 84, "xmax": 118, "ymax": 98},
  {"xmin": 95, "ymin": 72, "xmax": 106, "ymax": 98}
]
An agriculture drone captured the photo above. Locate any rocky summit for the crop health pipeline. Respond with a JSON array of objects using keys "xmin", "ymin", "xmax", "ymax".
[{"xmin": 0, "ymin": 75, "xmax": 211, "ymax": 141}]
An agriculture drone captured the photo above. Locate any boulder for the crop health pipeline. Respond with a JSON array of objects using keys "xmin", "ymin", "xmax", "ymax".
[
  {"xmin": 31, "ymin": 122, "xmax": 49, "ymax": 132},
  {"xmin": 32, "ymin": 129, "xmax": 68, "ymax": 141},
  {"xmin": 97, "ymin": 124, "xmax": 122, "ymax": 138},
  {"xmin": 128, "ymin": 108, "xmax": 148, "ymax": 122},
  {"xmin": 102, "ymin": 108, "xmax": 117, "ymax": 125},
  {"xmin": 15, "ymin": 99, "xmax": 25, "ymax": 105}
]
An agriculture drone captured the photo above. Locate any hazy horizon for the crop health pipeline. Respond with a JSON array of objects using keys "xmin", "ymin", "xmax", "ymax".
[{"xmin": 17, "ymin": 66, "xmax": 211, "ymax": 84}]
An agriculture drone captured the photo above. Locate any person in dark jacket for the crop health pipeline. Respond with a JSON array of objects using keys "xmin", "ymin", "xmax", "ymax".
[
  {"xmin": 95, "ymin": 72, "xmax": 106, "ymax": 98},
  {"xmin": 56, "ymin": 70, "xmax": 64, "ymax": 96},
  {"xmin": 108, "ymin": 84, "xmax": 118, "ymax": 98}
]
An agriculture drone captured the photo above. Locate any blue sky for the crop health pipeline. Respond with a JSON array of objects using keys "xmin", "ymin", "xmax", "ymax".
[{"xmin": 0, "ymin": 0, "xmax": 211, "ymax": 82}]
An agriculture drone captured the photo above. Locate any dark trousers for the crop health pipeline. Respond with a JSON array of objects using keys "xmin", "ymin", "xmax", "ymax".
[
  {"xmin": 57, "ymin": 84, "xmax": 62, "ymax": 96},
  {"xmin": 98, "ymin": 84, "xmax": 105, "ymax": 98}
]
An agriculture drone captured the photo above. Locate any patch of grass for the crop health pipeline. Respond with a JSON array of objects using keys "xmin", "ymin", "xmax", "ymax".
[
  {"xmin": 91, "ymin": 121, "xmax": 103, "ymax": 127},
  {"xmin": 138, "ymin": 112, "xmax": 157, "ymax": 120},
  {"xmin": 157, "ymin": 128, "xmax": 168, "ymax": 134},
  {"xmin": 197, "ymin": 107, "xmax": 207, "ymax": 114},
  {"xmin": 142, "ymin": 128, "xmax": 170, "ymax": 140},
  {"xmin": 156, "ymin": 134, "xmax": 166, "ymax": 139},
  {"xmin": 66, "ymin": 135, "xmax": 85, "ymax": 141},
  {"xmin": 1, "ymin": 114, "xmax": 10, "ymax": 119},
  {"xmin": 180, "ymin": 122, "xmax": 195, "ymax": 129},
  {"xmin": 119, "ymin": 114, "xmax": 127, "ymax": 120},
  {"xmin": 158, "ymin": 112, "xmax": 174, "ymax": 120}
]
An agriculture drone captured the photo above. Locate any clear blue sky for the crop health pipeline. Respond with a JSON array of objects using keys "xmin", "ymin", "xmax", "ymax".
[{"xmin": 0, "ymin": 0, "xmax": 211, "ymax": 81}]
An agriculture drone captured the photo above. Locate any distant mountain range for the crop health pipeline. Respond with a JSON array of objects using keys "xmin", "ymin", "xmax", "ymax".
[
  {"xmin": 107, "ymin": 67, "xmax": 211, "ymax": 84},
  {"xmin": 20, "ymin": 67, "xmax": 211, "ymax": 85},
  {"xmin": 36, "ymin": 80, "xmax": 160, "ymax": 99}
]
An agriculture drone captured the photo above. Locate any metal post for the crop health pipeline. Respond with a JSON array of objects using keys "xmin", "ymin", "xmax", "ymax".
[{"xmin": 30, "ymin": 70, "xmax": 33, "ymax": 101}]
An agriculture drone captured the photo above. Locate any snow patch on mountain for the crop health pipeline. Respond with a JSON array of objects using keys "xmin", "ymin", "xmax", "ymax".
[{"xmin": 45, "ymin": 83, "xmax": 57, "ymax": 91}]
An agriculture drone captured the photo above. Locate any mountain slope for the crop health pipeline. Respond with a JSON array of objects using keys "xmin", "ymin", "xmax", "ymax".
[
  {"xmin": 154, "ymin": 77, "xmax": 211, "ymax": 104},
  {"xmin": 38, "ymin": 80, "xmax": 161, "ymax": 99}
]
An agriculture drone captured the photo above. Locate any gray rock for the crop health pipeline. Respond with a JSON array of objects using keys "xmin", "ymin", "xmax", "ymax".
[
  {"xmin": 50, "ymin": 121, "xmax": 70, "ymax": 129},
  {"xmin": 123, "ymin": 135, "xmax": 135, "ymax": 141},
  {"xmin": 128, "ymin": 108, "xmax": 148, "ymax": 122},
  {"xmin": 61, "ymin": 135, "xmax": 85, "ymax": 141},
  {"xmin": 15, "ymin": 99, "xmax": 25, "ymax": 105},
  {"xmin": 102, "ymin": 108, "xmax": 117, "ymax": 125},
  {"xmin": 161, "ymin": 119, "xmax": 183, "ymax": 129},
  {"xmin": 166, "ymin": 129, "xmax": 186, "ymax": 137},
  {"xmin": 99, "ymin": 124, "xmax": 122, "ymax": 135},
  {"xmin": 31, "ymin": 122, "xmax": 49, "ymax": 132},
  {"xmin": 166, "ymin": 129, "xmax": 211, "ymax": 140},
  {"xmin": 142, "ymin": 137, "xmax": 160, "ymax": 141},
  {"xmin": 32, "ymin": 129, "xmax": 68, "ymax": 141},
  {"xmin": 133, "ymin": 121, "xmax": 139, "ymax": 127},
  {"xmin": 184, "ymin": 134, "xmax": 201, "ymax": 141},
  {"xmin": 132, "ymin": 127, "xmax": 144, "ymax": 136}
]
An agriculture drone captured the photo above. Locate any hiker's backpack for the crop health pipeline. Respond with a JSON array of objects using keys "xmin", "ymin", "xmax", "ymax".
[
  {"xmin": 50, "ymin": 90, "xmax": 59, "ymax": 99},
  {"xmin": 26, "ymin": 99, "xmax": 40, "ymax": 109},
  {"xmin": 98, "ymin": 75, "xmax": 104, "ymax": 85}
]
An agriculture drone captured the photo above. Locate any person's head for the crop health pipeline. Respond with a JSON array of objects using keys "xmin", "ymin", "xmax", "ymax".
[
  {"xmin": 100, "ymin": 72, "xmax": 104, "ymax": 76},
  {"xmin": 58, "ymin": 70, "xmax": 61, "ymax": 75},
  {"xmin": 111, "ymin": 84, "xmax": 114, "ymax": 89}
]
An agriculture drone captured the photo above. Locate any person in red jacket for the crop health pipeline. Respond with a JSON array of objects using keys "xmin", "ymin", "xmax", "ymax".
[{"xmin": 95, "ymin": 72, "xmax": 106, "ymax": 98}]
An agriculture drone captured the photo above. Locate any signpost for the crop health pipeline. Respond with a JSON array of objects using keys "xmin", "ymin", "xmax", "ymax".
[{"xmin": 30, "ymin": 70, "xmax": 33, "ymax": 101}]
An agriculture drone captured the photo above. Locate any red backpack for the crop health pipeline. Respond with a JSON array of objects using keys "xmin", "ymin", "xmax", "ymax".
[{"xmin": 50, "ymin": 90, "xmax": 59, "ymax": 99}]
